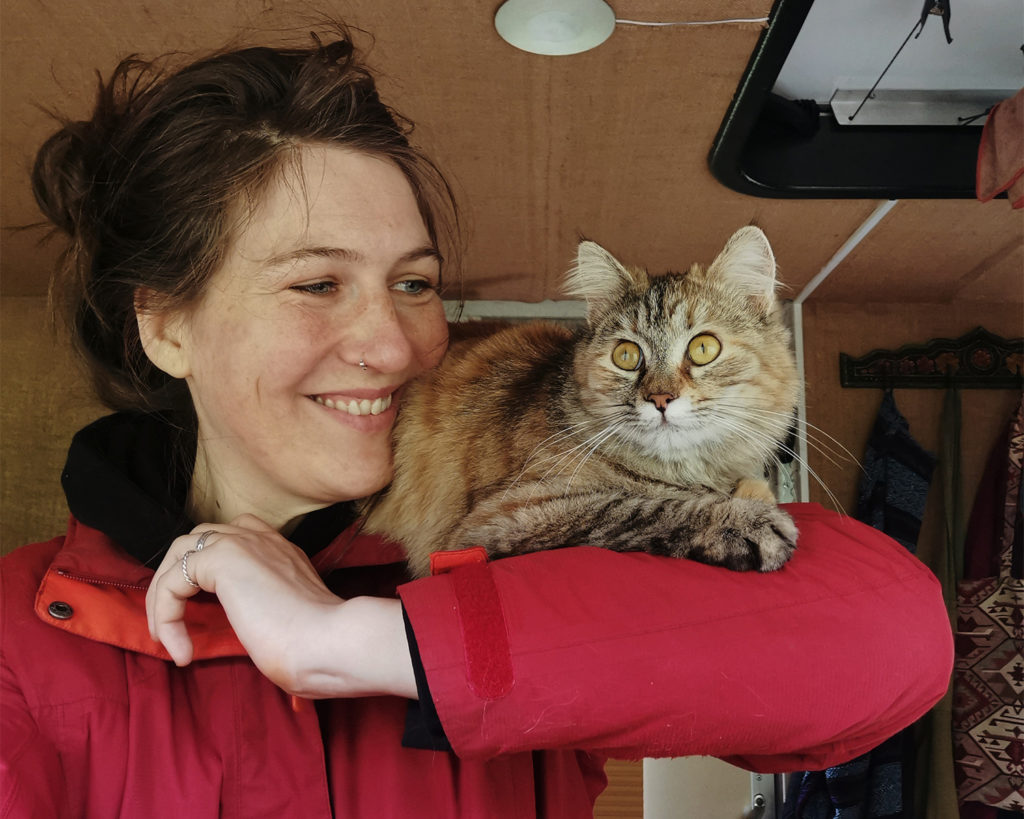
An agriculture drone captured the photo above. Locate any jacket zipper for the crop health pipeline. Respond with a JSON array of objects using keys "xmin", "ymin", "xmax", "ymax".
[{"xmin": 56, "ymin": 569, "xmax": 149, "ymax": 591}]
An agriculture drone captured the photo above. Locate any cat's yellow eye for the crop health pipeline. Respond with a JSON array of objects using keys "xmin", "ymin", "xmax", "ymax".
[
  {"xmin": 688, "ymin": 334, "xmax": 721, "ymax": 366},
  {"xmin": 611, "ymin": 341, "xmax": 643, "ymax": 371}
]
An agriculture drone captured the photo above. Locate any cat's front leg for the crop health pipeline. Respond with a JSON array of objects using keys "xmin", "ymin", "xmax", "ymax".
[
  {"xmin": 447, "ymin": 484, "xmax": 797, "ymax": 572},
  {"xmin": 678, "ymin": 492, "xmax": 797, "ymax": 571},
  {"xmin": 733, "ymin": 477, "xmax": 776, "ymax": 503}
]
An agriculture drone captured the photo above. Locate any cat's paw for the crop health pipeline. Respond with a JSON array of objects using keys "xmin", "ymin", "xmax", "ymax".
[
  {"xmin": 685, "ymin": 498, "xmax": 797, "ymax": 572},
  {"xmin": 732, "ymin": 477, "xmax": 776, "ymax": 504}
]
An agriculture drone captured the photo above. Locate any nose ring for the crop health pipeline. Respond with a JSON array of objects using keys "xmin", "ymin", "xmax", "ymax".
[{"xmin": 359, "ymin": 357, "xmax": 367, "ymax": 372}]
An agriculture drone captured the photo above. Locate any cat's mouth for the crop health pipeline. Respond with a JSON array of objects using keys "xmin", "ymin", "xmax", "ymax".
[{"xmin": 310, "ymin": 393, "xmax": 394, "ymax": 417}]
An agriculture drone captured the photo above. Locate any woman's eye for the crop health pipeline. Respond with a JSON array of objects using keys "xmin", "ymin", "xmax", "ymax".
[
  {"xmin": 688, "ymin": 333, "xmax": 721, "ymax": 366},
  {"xmin": 394, "ymin": 279, "xmax": 435, "ymax": 296},
  {"xmin": 291, "ymin": 281, "xmax": 336, "ymax": 295},
  {"xmin": 611, "ymin": 341, "xmax": 643, "ymax": 371}
]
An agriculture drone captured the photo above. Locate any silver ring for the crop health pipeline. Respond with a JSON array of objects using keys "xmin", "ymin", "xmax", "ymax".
[
  {"xmin": 181, "ymin": 549, "xmax": 200, "ymax": 588},
  {"xmin": 195, "ymin": 530, "xmax": 216, "ymax": 551},
  {"xmin": 359, "ymin": 357, "xmax": 367, "ymax": 372}
]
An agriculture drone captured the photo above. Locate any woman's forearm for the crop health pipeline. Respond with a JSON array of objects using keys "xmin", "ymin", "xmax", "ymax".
[{"xmin": 288, "ymin": 596, "xmax": 418, "ymax": 700}]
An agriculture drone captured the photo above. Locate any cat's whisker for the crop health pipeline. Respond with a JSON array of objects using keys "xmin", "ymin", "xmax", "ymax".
[
  {"xmin": 762, "ymin": 448, "xmax": 842, "ymax": 512},
  {"xmin": 709, "ymin": 413, "xmax": 844, "ymax": 512},
  {"xmin": 555, "ymin": 421, "xmax": 623, "ymax": 477},
  {"xmin": 708, "ymin": 409, "xmax": 843, "ymax": 479},
  {"xmin": 504, "ymin": 420, "xmax": 604, "ymax": 497},
  {"xmin": 534, "ymin": 413, "xmax": 629, "ymax": 489},
  {"xmin": 764, "ymin": 442, "xmax": 844, "ymax": 512},
  {"xmin": 720, "ymin": 411, "xmax": 844, "ymax": 471},
  {"xmin": 699, "ymin": 410, "xmax": 777, "ymax": 457},
  {"xmin": 564, "ymin": 424, "xmax": 623, "ymax": 490},
  {"xmin": 713, "ymin": 414, "xmax": 794, "ymax": 468},
  {"xmin": 534, "ymin": 422, "xmax": 620, "ymax": 489},
  {"xmin": 536, "ymin": 419, "xmax": 600, "ymax": 451},
  {"xmin": 714, "ymin": 401, "xmax": 861, "ymax": 469}
]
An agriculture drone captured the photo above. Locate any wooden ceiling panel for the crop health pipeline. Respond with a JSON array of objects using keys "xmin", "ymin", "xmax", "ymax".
[
  {"xmin": 1, "ymin": 0, "xmax": 1017, "ymax": 304},
  {"xmin": 956, "ymin": 237, "xmax": 1024, "ymax": 303},
  {"xmin": 808, "ymin": 200, "xmax": 1024, "ymax": 303}
]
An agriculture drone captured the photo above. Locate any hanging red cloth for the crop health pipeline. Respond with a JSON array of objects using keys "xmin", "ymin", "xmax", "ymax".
[
  {"xmin": 953, "ymin": 395, "xmax": 1024, "ymax": 813},
  {"xmin": 976, "ymin": 88, "xmax": 1024, "ymax": 209}
]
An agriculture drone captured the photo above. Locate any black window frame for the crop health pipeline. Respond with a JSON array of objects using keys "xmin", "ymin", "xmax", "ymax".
[{"xmin": 707, "ymin": 0, "xmax": 985, "ymax": 199}]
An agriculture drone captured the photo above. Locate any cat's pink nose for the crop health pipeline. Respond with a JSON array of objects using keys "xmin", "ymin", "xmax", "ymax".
[{"xmin": 647, "ymin": 394, "xmax": 675, "ymax": 412}]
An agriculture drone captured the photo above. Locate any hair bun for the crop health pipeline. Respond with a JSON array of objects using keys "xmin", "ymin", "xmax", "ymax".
[
  {"xmin": 31, "ymin": 121, "xmax": 95, "ymax": 238},
  {"xmin": 319, "ymin": 37, "xmax": 354, "ymax": 66}
]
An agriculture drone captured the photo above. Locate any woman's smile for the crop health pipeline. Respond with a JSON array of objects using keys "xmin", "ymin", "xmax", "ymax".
[{"xmin": 311, "ymin": 392, "xmax": 394, "ymax": 416}]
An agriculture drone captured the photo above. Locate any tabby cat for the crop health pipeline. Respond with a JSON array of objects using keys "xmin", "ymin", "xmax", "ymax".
[{"xmin": 364, "ymin": 226, "xmax": 801, "ymax": 578}]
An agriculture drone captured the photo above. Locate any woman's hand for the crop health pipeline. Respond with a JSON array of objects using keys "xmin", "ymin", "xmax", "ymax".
[{"xmin": 145, "ymin": 514, "xmax": 416, "ymax": 700}]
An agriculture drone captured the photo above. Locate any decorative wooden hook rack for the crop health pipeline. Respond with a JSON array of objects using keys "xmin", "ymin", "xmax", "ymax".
[{"xmin": 839, "ymin": 327, "xmax": 1024, "ymax": 389}]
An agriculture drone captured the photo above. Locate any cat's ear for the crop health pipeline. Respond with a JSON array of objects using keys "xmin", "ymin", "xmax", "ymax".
[
  {"xmin": 564, "ymin": 241, "xmax": 646, "ymax": 321},
  {"xmin": 706, "ymin": 226, "xmax": 779, "ymax": 313}
]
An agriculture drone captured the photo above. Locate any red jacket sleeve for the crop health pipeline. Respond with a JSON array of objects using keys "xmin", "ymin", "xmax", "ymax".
[
  {"xmin": 1, "ymin": 539, "xmax": 69, "ymax": 819},
  {"xmin": 397, "ymin": 503, "xmax": 953, "ymax": 772}
]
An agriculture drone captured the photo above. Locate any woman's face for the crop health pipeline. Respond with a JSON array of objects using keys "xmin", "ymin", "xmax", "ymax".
[{"xmin": 169, "ymin": 146, "xmax": 449, "ymax": 526}]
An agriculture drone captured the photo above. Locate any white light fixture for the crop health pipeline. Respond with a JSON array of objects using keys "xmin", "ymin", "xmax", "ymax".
[{"xmin": 495, "ymin": 0, "xmax": 616, "ymax": 56}]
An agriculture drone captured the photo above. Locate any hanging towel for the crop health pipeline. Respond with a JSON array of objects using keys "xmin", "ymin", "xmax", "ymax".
[
  {"xmin": 976, "ymin": 87, "xmax": 1024, "ymax": 209},
  {"xmin": 784, "ymin": 391, "xmax": 936, "ymax": 819}
]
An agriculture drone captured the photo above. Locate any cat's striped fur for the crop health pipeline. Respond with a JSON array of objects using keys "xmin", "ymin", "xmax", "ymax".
[{"xmin": 365, "ymin": 226, "xmax": 801, "ymax": 578}]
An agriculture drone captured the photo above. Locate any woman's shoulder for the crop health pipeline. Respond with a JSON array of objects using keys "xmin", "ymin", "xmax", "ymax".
[
  {"xmin": 1, "ymin": 534, "xmax": 67, "ymax": 645},
  {"xmin": 2, "ymin": 535, "xmax": 65, "ymax": 581}
]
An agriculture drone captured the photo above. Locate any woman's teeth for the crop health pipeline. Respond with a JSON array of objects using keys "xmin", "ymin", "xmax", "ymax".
[{"xmin": 313, "ymin": 394, "xmax": 393, "ymax": 416}]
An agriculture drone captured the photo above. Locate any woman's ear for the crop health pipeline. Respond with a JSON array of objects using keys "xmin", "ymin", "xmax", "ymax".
[{"xmin": 134, "ymin": 288, "xmax": 191, "ymax": 379}]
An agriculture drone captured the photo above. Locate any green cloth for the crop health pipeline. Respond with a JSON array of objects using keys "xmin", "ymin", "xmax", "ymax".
[{"xmin": 913, "ymin": 387, "xmax": 960, "ymax": 819}]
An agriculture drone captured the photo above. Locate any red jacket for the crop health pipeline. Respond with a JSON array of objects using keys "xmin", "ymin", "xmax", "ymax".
[{"xmin": 2, "ymin": 504, "xmax": 952, "ymax": 818}]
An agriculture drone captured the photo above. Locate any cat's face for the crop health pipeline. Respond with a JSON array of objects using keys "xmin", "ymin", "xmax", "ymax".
[{"xmin": 565, "ymin": 228, "xmax": 799, "ymax": 467}]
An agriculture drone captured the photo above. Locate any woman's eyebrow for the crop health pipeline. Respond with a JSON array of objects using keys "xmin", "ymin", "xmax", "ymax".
[
  {"xmin": 264, "ymin": 245, "xmax": 440, "ymax": 270},
  {"xmin": 263, "ymin": 246, "xmax": 359, "ymax": 269}
]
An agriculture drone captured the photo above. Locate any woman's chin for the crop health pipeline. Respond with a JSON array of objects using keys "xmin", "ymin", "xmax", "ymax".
[{"xmin": 332, "ymin": 457, "xmax": 394, "ymax": 502}]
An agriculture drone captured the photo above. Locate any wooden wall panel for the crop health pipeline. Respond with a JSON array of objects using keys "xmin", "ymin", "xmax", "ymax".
[
  {"xmin": 802, "ymin": 300, "xmax": 1023, "ymax": 577},
  {"xmin": 0, "ymin": 297, "xmax": 105, "ymax": 552}
]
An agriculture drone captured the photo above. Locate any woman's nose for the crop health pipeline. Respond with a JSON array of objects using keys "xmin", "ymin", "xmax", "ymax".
[{"xmin": 344, "ymin": 290, "xmax": 416, "ymax": 374}]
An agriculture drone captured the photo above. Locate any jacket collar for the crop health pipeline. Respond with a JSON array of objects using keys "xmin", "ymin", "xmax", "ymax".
[
  {"xmin": 41, "ymin": 412, "xmax": 407, "ymax": 660},
  {"xmin": 36, "ymin": 518, "xmax": 244, "ymax": 661},
  {"xmin": 37, "ymin": 517, "xmax": 407, "ymax": 661}
]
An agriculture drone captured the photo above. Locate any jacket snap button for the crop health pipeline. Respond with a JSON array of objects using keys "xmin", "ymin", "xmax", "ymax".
[{"xmin": 47, "ymin": 601, "xmax": 74, "ymax": 620}]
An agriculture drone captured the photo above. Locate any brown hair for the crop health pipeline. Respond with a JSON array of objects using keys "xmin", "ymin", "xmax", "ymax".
[{"xmin": 32, "ymin": 27, "xmax": 460, "ymax": 415}]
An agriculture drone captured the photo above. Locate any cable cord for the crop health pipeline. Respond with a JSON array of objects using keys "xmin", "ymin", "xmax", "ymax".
[{"xmin": 615, "ymin": 17, "xmax": 768, "ymax": 26}]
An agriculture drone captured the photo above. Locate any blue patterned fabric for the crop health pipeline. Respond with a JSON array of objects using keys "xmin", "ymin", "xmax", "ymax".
[
  {"xmin": 855, "ymin": 390, "xmax": 937, "ymax": 554},
  {"xmin": 784, "ymin": 734, "xmax": 905, "ymax": 819}
]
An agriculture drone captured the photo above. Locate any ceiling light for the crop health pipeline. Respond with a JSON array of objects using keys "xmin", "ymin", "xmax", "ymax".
[{"xmin": 494, "ymin": 0, "xmax": 616, "ymax": 56}]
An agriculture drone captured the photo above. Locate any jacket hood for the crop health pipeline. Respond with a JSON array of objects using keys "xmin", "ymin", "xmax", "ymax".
[{"xmin": 61, "ymin": 412, "xmax": 356, "ymax": 566}]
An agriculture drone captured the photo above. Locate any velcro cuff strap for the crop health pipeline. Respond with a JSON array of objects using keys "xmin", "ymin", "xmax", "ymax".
[{"xmin": 448, "ymin": 561, "xmax": 514, "ymax": 700}]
